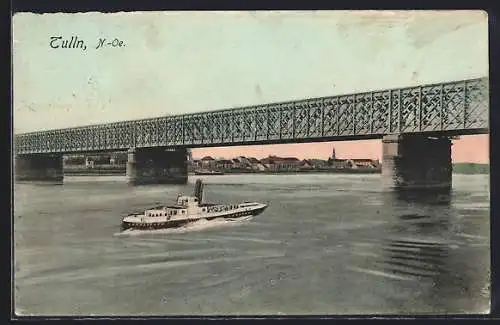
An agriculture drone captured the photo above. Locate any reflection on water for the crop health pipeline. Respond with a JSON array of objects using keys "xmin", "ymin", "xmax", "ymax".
[
  {"xmin": 380, "ymin": 187, "xmax": 488, "ymax": 313},
  {"xmin": 392, "ymin": 187, "xmax": 453, "ymax": 206},
  {"xmin": 380, "ymin": 239, "xmax": 449, "ymax": 278},
  {"xmin": 345, "ymin": 182, "xmax": 489, "ymax": 314},
  {"xmin": 14, "ymin": 174, "xmax": 490, "ymax": 315}
]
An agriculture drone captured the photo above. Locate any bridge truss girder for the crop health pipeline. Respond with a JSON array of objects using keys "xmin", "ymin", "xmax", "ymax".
[{"xmin": 14, "ymin": 78, "xmax": 489, "ymax": 154}]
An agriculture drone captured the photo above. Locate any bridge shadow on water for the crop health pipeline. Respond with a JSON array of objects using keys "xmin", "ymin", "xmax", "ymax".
[{"xmin": 358, "ymin": 187, "xmax": 486, "ymax": 313}]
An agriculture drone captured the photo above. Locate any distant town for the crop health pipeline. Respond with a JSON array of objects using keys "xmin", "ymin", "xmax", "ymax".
[
  {"xmin": 62, "ymin": 146, "xmax": 489, "ymax": 176},
  {"xmin": 63, "ymin": 147, "xmax": 382, "ymax": 175},
  {"xmin": 188, "ymin": 148, "xmax": 381, "ymax": 174}
]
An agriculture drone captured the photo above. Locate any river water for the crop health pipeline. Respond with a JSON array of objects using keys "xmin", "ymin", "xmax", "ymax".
[{"xmin": 13, "ymin": 173, "xmax": 490, "ymax": 316}]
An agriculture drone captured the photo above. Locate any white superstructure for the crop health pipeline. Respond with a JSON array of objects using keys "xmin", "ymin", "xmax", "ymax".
[{"xmin": 121, "ymin": 179, "xmax": 267, "ymax": 231}]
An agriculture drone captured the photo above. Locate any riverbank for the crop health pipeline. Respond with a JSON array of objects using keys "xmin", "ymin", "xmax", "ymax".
[
  {"xmin": 64, "ymin": 165, "xmax": 125, "ymax": 176},
  {"xmin": 452, "ymin": 163, "xmax": 489, "ymax": 175},
  {"xmin": 63, "ymin": 166, "xmax": 382, "ymax": 176},
  {"xmin": 194, "ymin": 168, "xmax": 382, "ymax": 175},
  {"xmin": 63, "ymin": 163, "xmax": 489, "ymax": 176},
  {"xmin": 64, "ymin": 170, "xmax": 125, "ymax": 176}
]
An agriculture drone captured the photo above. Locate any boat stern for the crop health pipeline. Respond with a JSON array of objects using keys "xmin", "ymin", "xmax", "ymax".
[
  {"xmin": 249, "ymin": 202, "xmax": 268, "ymax": 216},
  {"xmin": 258, "ymin": 203, "xmax": 268, "ymax": 215}
]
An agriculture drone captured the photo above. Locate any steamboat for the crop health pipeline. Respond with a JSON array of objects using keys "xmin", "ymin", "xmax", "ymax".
[{"xmin": 120, "ymin": 179, "xmax": 267, "ymax": 231}]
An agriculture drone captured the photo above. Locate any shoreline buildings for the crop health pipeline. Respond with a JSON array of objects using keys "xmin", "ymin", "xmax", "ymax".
[
  {"xmin": 189, "ymin": 146, "xmax": 380, "ymax": 173},
  {"xmin": 63, "ymin": 146, "xmax": 381, "ymax": 173}
]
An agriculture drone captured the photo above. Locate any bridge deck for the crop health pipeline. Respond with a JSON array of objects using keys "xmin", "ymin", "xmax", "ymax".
[{"xmin": 14, "ymin": 77, "xmax": 489, "ymax": 154}]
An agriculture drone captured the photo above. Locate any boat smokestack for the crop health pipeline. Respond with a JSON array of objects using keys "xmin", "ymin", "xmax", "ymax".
[{"xmin": 193, "ymin": 179, "xmax": 204, "ymax": 203}]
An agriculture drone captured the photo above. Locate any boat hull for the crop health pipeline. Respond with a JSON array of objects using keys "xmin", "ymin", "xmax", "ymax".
[{"xmin": 120, "ymin": 205, "xmax": 267, "ymax": 231}]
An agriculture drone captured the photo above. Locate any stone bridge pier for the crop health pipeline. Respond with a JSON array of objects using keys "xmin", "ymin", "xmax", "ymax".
[
  {"xmin": 14, "ymin": 154, "xmax": 64, "ymax": 184},
  {"xmin": 126, "ymin": 147, "xmax": 188, "ymax": 185},
  {"xmin": 382, "ymin": 135, "xmax": 452, "ymax": 192}
]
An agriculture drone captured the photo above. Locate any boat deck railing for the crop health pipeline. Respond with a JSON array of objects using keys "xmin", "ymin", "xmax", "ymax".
[{"xmin": 206, "ymin": 204, "xmax": 241, "ymax": 213}]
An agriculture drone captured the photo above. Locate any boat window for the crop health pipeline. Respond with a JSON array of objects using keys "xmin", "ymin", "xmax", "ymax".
[{"xmin": 182, "ymin": 210, "xmax": 185, "ymax": 214}]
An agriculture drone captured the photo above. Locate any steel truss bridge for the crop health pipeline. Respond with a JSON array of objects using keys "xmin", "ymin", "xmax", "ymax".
[{"xmin": 14, "ymin": 77, "xmax": 489, "ymax": 155}]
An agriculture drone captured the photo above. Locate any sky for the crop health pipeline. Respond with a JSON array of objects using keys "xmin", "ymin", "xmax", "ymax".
[{"xmin": 12, "ymin": 11, "xmax": 489, "ymax": 163}]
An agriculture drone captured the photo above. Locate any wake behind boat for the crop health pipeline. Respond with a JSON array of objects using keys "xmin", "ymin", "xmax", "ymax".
[{"xmin": 121, "ymin": 179, "xmax": 267, "ymax": 231}]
